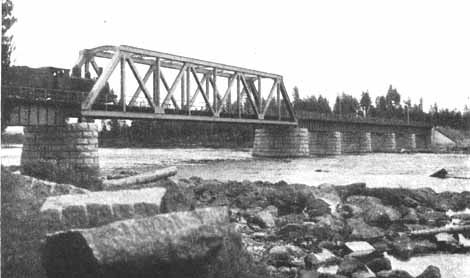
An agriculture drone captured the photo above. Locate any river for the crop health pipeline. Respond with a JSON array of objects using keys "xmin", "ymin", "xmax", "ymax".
[{"xmin": 1, "ymin": 145, "xmax": 470, "ymax": 276}]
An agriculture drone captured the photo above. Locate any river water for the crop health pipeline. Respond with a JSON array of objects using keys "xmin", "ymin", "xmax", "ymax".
[{"xmin": 1, "ymin": 145, "xmax": 470, "ymax": 276}]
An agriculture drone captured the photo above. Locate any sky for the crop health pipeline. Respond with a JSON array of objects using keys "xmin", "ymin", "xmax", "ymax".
[{"xmin": 8, "ymin": 0, "xmax": 470, "ymax": 112}]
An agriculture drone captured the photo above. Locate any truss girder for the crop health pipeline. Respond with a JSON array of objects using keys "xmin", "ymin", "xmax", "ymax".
[{"xmin": 76, "ymin": 45, "xmax": 296, "ymax": 123}]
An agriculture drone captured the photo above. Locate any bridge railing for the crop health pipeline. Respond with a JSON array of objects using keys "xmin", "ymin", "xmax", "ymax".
[
  {"xmin": 295, "ymin": 110, "xmax": 431, "ymax": 127},
  {"xmin": 2, "ymin": 86, "xmax": 86, "ymax": 105}
]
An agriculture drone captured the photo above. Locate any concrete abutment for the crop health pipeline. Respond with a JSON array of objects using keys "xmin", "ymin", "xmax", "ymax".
[{"xmin": 21, "ymin": 123, "xmax": 100, "ymax": 189}]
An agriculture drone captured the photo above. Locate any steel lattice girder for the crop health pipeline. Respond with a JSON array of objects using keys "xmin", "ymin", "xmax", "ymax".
[{"xmin": 75, "ymin": 45, "xmax": 296, "ymax": 124}]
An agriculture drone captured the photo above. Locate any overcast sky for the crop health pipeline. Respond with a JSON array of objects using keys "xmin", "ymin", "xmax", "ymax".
[{"xmin": 9, "ymin": 0, "xmax": 470, "ymax": 111}]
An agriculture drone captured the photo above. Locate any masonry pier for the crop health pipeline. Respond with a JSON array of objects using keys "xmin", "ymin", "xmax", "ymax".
[
  {"xmin": 396, "ymin": 133, "xmax": 417, "ymax": 151},
  {"xmin": 21, "ymin": 123, "xmax": 100, "ymax": 189},
  {"xmin": 309, "ymin": 131, "xmax": 342, "ymax": 155},
  {"xmin": 341, "ymin": 131, "xmax": 372, "ymax": 154},
  {"xmin": 252, "ymin": 127, "xmax": 310, "ymax": 157},
  {"xmin": 371, "ymin": 132, "xmax": 397, "ymax": 153}
]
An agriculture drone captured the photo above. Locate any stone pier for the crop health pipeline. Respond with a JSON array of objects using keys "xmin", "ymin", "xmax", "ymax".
[
  {"xmin": 396, "ymin": 133, "xmax": 417, "ymax": 151},
  {"xmin": 309, "ymin": 131, "xmax": 342, "ymax": 155},
  {"xmin": 341, "ymin": 132, "xmax": 372, "ymax": 154},
  {"xmin": 371, "ymin": 132, "xmax": 397, "ymax": 152},
  {"xmin": 252, "ymin": 127, "xmax": 309, "ymax": 157},
  {"xmin": 415, "ymin": 133, "xmax": 430, "ymax": 150},
  {"xmin": 21, "ymin": 123, "xmax": 100, "ymax": 189}
]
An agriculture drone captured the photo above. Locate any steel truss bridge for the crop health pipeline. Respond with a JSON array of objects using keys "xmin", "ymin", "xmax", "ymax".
[{"xmin": 75, "ymin": 45, "xmax": 297, "ymax": 125}]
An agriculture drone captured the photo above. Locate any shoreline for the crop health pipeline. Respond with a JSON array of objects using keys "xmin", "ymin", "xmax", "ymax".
[{"xmin": 2, "ymin": 166, "xmax": 470, "ymax": 277}]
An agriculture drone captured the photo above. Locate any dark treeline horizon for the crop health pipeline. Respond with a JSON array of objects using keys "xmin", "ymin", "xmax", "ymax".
[{"xmin": 292, "ymin": 85, "xmax": 470, "ymax": 130}]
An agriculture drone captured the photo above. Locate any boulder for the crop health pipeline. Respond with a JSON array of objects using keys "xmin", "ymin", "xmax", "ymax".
[
  {"xmin": 299, "ymin": 270, "xmax": 321, "ymax": 278},
  {"xmin": 376, "ymin": 270, "xmax": 413, "ymax": 278},
  {"xmin": 250, "ymin": 205, "xmax": 278, "ymax": 228},
  {"xmin": 352, "ymin": 269, "xmax": 376, "ymax": 278},
  {"xmin": 337, "ymin": 256, "xmax": 367, "ymax": 276},
  {"xmin": 416, "ymin": 265, "xmax": 441, "ymax": 278},
  {"xmin": 345, "ymin": 241, "xmax": 376, "ymax": 257},
  {"xmin": 346, "ymin": 196, "xmax": 401, "ymax": 228},
  {"xmin": 279, "ymin": 221, "xmax": 340, "ymax": 242},
  {"xmin": 436, "ymin": 191, "xmax": 470, "ymax": 211},
  {"xmin": 160, "ymin": 181, "xmax": 196, "ymax": 213},
  {"xmin": 304, "ymin": 249, "xmax": 339, "ymax": 269},
  {"xmin": 347, "ymin": 218, "xmax": 385, "ymax": 240},
  {"xmin": 366, "ymin": 257, "xmax": 391, "ymax": 273},
  {"xmin": 268, "ymin": 244, "xmax": 306, "ymax": 267},
  {"xmin": 390, "ymin": 236, "xmax": 437, "ymax": 260},
  {"xmin": 430, "ymin": 168, "xmax": 448, "ymax": 178},
  {"xmin": 334, "ymin": 183, "xmax": 367, "ymax": 200},
  {"xmin": 420, "ymin": 211, "xmax": 448, "ymax": 226},
  {"xmin": 402, "ymin": 208, "xmax": 420, "ymax": 224},
  {"xmin": 43, "ymin": 207, "xmax": 234, "ymax": 278}
]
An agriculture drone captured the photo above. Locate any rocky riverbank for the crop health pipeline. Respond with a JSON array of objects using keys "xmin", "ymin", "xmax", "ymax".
[
  {"xmin": 161, "ymin": 177, "xmax": 470, "ymax": 278},
  {"xmin": 2, "ymin": 166, "xmax": 469, "ymax": 278}
]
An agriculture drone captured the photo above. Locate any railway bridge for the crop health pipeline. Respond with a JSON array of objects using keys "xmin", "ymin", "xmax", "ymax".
[{"xmin": 1, "ymin": 45, "xmax": 432, "ymax": 188}]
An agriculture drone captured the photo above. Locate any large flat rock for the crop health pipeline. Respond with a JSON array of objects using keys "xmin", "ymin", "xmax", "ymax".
[
  {"xmin": 43, "ymin": 207, "xmax": 231, "ymax": 278},
  {"xmin": 40, "ymin": 187, "xmax": 166, "ymax": 231}
]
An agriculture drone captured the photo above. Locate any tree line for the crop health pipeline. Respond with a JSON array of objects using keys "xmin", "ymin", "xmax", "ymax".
[{"xmin": 292, "ymin": 85, "xmax": 470, "ymax": 130}]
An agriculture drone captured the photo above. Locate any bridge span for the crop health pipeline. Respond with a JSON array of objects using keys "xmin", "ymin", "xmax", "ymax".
[{"xmin": 1, "ymin": 45, "xmax": 432, "ymax": 188}]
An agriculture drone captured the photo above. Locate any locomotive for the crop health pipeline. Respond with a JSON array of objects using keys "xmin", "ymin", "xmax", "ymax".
[{"xmin": 2, "ymin": 65, "xmax": 116, "ymax": 104}]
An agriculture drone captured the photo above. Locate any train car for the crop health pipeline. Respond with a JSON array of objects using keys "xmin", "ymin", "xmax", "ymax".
[{"xmin": 3, "ymin": 66, "xmax": 116, "ymax": 104}]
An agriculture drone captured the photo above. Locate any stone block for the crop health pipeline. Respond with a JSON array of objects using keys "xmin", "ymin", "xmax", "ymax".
[
  {"xmin": 62, "ymin": 205, "xmax": 88, "ymax": 229},
  {"xmin": 112, "ymin": 203, "xmax": 135, "ymax": 220},
  {"xmin": 40, "ymin": 187, "xmax": 166, "ymax": 231},
  {"xmin": 87, "ymin": 203, "xmax": 113, "ymax": 227}
]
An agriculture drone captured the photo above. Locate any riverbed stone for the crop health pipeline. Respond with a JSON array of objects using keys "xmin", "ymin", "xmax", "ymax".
[
  {"xmin": 366, "ymin": 257, "xmax": 391, "ymax": 273},
  {"xmin": 376, "ymin": 270, "xmax": 413, "ymax": 278},
  {"xmin": 268, "ymin": 244, "xmax": 306, "ymax": 267},
  {"xmin": 305, "ymin": 248, "xmax": 339, "ymax": 269},
  {"xmin": 337, "ymin": 256, "xmax": 367, "ymax": 276},
  {"xmin": 416, "ymin": 265, "xmax": 441, "ymax": 278},
  {"xmin": 249, "ymin": 205, "xmax": 278, "ymax": 228},
  {"xmin": 346, "ymin": 196, "xmax": 401, "ymax": 228},
  {"xmin": 390, "ymin": 236, "xmax": 437, "ymax": 260},
  {"xmin": 347, "ymin": 218, "xmax": 385, "ymax": 240}
]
